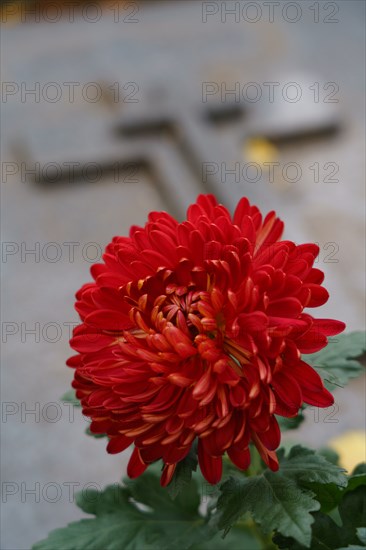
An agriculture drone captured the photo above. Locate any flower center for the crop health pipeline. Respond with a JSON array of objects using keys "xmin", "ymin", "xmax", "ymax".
[{"xmin": 124, "ymin": 271, "xmax": 251, "ymax": 371}]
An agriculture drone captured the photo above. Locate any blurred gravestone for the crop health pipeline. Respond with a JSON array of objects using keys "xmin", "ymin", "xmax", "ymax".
[{"xmin": 2, "ymin": 2, "xmax": 340, "ymax": 217}]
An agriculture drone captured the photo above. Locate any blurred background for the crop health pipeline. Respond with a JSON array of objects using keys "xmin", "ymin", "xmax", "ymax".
[{"xmin": 1, "ymin": 1, "xmax": 365, "ymax": 548}]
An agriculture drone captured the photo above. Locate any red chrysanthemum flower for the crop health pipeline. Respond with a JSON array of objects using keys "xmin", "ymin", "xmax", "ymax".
[{"xmin": 68, "ymin": 195, "xmax": 345, "ymax": 485}]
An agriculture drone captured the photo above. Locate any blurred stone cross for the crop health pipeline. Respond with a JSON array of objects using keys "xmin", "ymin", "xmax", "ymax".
[{"xmin": 9, "ymin": 75, "xmax": 339, "ymax": 218}]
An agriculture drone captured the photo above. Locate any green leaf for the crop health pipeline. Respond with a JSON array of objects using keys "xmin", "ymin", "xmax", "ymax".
[
  {"xmin": 318, "ymin": 447, "xmax": 341, "ymax": 466},
  {"xmin": 32, "ymin": 473, "xmax": 213, "ymax": 550},
  {"xmin": 279, "ymin": 446, "xmax": 347, "ymax": 487},
  {"xmin": 167, "ymin": 443, "xmax": 198, "ymax": 500},
  {"xmin": 304, "ymin": 332, "xmax": 366, "ymax": 390},
  {"xmin": 75, "ymin": 484, "xmax": 129, "ymax": 516},
  {"xmin": 61, "ymin": 389, "xmax": 80, "ymax": 407},
  {"xmin": 344, "ymin": 464, "xmax": 366, "ymax": 495},
  {"xmin": 306, "ymin": 483, "xmax": 343, "ymax": 513},
  {"xmin": 274, "ymin": 474, "xmax": 366, "ymax": 550},
  {"xmin": 274, "ymin": 512, "xmax": 352, "ymax": 550},
  {"xmin": 339, "ymin": 486, "xmax": 366, "ymax": 530},
  {"xmin": 216, "ymin": 473, "xmax": 319, "ymax": 547},
  {"xmin": 125, "ymin": 470, "xmax": 201, "ymax": 518},
  {"xmin": 352, "ymin": 464, "xmax": 366, "ymax": 475},
  {"xmin": 215, "ymin": 446, "xmax": 347, "ymax": 548},
  {"xmin": 345, "ymin": 473, "xmax": 366, "ymax": 494}
]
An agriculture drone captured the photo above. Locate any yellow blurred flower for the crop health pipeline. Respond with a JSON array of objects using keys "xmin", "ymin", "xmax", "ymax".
[
  {"xmin": 328, "ymin": 431, "xmax": 366, "ymax": 473},
  {"xmin": 243, "ymin": 138, "xmax": 278, "ymax": 166}
]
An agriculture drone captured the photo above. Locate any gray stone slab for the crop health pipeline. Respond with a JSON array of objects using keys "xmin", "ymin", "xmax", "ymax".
[{"xmin": 1, "ymin": 2, "xmax": 365, "ymax": 549}]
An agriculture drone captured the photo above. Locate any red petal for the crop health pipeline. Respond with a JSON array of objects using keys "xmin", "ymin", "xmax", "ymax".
[
  {"xmin": 163, "ymin": 326, "xmax": 197, "ymax": 358},
  {"xmin": 85, "ymin": 310, "xmax": 133, "ymax": 331},
  {"xmin": 107, "ymin": 435, "xmax": 132, "ymax": 454},
  {"xmin": 292, "ymin": 362, "xmax": 334, "ymax": 407},
  {"xmin": 272, "ymin": 372, "xmax": 303, "ymax": 412},
  {"xmin": 237, "ymin": 312, "xmax": 268, "ymax": 332},
  {"xmin": 256, "ymin": 213, "xmax": 284, "ymax": 252},
  {"xmin": 196, "ymin": 194, "xmax": 218, "ymax": 217},
  {"xmin": 302, "ymin": 386, "xmax": 334, "ymax": 407},
  {"xmin": 198, "ymin": 439, "xmax": 223, "ymax": 484},
  {"xmin": 161, "ymin": 463, "xmax": 176, "ymax": 487},
  {"xmin": 251, "ymin": 432, "xmax": 279, "ymax": 471},
  {"xmin": 267, "ymin": 298, "xmax": 303, "ymax": 318},
  {"xmin": 306, "ymin": 284, "xmax": 329, "ymax": 307},
  {"xmin": 227, "ymin": 447, "xmax": 251, "ymax": 470},
  {"xmin": 312, "ymin": 319, "xmax": 345, "ymax": 336},
  {"xmin": 256, "ymin": 416, "xmax": 281, "ymax": 451},
  {"xmin": 139, "ymin": 443, "xmax": 163, "ymax": 463},
  {"xmin": 296, "ymin": 329, "xmax": 327, "ymax": 353},
  {"xmin": 165, "ymin": 416, "xmax": 184, "ymax": 435},
  {"xmin": 70, "ymin": 333, "xmax": 113, "ymax": 353},
  {"xmin": 149, "ymin": 230, "xmax": 177, "ymax": 259},
  {"xmin": 127, "ymin": 447, "xmax": 148, "ymax": 479},
  {"xmin": 192, "ymin": 368, "xmax": 212, "ymax": 399},
  {"xmin": 189, "ymin": 230, "xmax": 205, "ymax": 265},
  {"xmin": 229, "ymin": 384, "xmax": 247, "ymax": 407},
  {"xmin": 90, "ymin": 419, "xmax": 111, "ymax": 434},
  {"xmin": 233, "ymin": 197, "xmax": 251, "ymax": 225},
  {"xmin": 305, "ymin": 268, "xmax": 324, "ymax": 284},
  {"xmin": 292, "ymin": 360, "xmax": 325, "ymax": 391},
  {"xmin": 66, "ymin": 355, "xmax": 81, "ymax": 368},
  {"xmin": 163, "ymin": 445, "xmax": 191, "ymax": 464}
]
